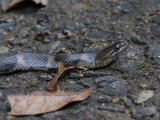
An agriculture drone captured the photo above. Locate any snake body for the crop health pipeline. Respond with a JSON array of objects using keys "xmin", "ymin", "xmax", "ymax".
[{"xmin": 0, "ymin": 42, "xmax": 128, "ymax": 74}]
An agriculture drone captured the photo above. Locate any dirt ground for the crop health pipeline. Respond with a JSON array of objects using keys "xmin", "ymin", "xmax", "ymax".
[{"xmin": 0, "ymin": 0, "xmax": 160, "ymax": 120}]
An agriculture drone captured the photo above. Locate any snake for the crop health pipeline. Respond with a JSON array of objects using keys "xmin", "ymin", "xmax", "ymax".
[{"xmin": 0, "ymin": 42, "xmax": 128, "ymax": 75}]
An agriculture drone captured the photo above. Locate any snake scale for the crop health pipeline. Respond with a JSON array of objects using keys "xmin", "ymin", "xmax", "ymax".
[{"xmin": 0, "ymin": 42, "xmax": 128, "ymax": 74}]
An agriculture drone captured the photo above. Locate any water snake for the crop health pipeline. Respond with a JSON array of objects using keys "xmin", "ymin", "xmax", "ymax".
[{"xmin": 0, "ymin": 42, "xmax": 128, "ymax": 74}]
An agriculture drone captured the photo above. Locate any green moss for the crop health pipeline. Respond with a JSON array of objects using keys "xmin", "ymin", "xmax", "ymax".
[{"xmin": 138, "ymin": 58, "xmax": 149, "ymax": 71}]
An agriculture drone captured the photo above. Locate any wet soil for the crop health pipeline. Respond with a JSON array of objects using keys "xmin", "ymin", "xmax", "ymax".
[{"xmin": 0, "ymin": 0, "xmax": 160, "ymax": 120}]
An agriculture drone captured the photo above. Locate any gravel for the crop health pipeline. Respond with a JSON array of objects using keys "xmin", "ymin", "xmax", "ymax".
[{"xmin": 0, "ymin": 0, "xmax": 159, "ymax": 120}]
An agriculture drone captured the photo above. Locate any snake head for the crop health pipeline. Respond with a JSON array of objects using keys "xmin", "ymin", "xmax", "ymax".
[{"xmin": 95, "ymin": 41, "xmax": 128, "ymax": 67}]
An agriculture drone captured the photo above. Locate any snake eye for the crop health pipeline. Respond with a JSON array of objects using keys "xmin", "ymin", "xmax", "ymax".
[{"xmin": 115, "ymin": 42, "xmax": 127, "ymax": 50}]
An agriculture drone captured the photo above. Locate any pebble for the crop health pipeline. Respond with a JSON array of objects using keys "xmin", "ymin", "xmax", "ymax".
[
  {"xmin": 113, "ymin": 48, "xmax": 145, "ymax": 73},
  {"xmin": 69, "ymin": 72, "xmax": 83, "ymax": 79},
  {"xmin": 0, "ymin": 46, "xmax": 9, "ymax": 54},
  {"xmin": 135, "ymin": 90, "xmax": 154, "ymax": 104},
  {"xmin": 98, "ymin": 76, "xmax": 128, "ymax": 96},
  {"xmin": 150, "ymin": 24, "xmax": 160, "ymax": 37},
  {"xmin": 123, "ymin": 97, "xmax": 133, "ymax": 108},
  {"xmin": 49, "ymin": 41, "xmax": 61, "ymax": 54},
  {"xmin": 98, "ymin": 106, "xmax": 126, "ymax": 113},
  {"xmin": 32, "ymin": 24, "xmax": 46, "ymax": 33},
  {"xmin": 127, "ymin": 52, "xmax": 137, "ymax": 59},
  {"xmin": 63, "ymin": 29, "xmax": 72, "ymax": 37},
  {"xmin": 38, "ymin": 74, "xmax": 53, "ymax": 82},
  {"xmin": 55, "ymin": 21, "xmax": 65, "ymax": 30},
  {"xmin": 132, "ymin": 107, "xmax": 156, "ymax": 119},
  {"xmin": 77, "ymin": 81, "xmax": 91, "ymax": 88},
  {"xmin": 56, "ymin": 33, "xmax": 66, "ymax": 40},
  {"xmin": 97, "ymin": 96, "xmax": 112, "ymax": 103},
  {"xmin": 131, "ymin": 36, "xmax": 147, "ymax": 45},
  {"xmin": 0, "ymin": 19, "xmax": 14, "ymax": 33},
  {"xmin": 148, "ymin": 45, "xmax": 160, "ymax": 64},
  {"xmin": 0, "ymin": 92, "xmax": 2, "ymax": 97}
]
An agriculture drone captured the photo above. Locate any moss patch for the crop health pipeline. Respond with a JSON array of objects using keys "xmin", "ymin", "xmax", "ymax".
[{"xmin": 138, "ymin": 58, "xmax": 150, "ymax": 71}]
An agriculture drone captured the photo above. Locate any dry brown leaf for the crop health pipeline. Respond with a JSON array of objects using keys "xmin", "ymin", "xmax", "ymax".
[
  {"xmin": 8, "ymin": 81, "xmax": 100, "ymax": 116},
  {"xmin": 46, "ymin": 62, "xmax": 87, "ymax": 91},
  {"xmin": 1, "ymin": 0, "xmax": 48, "ymax": 11}
]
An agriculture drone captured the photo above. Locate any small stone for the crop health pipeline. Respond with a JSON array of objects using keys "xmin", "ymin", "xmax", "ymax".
[
  {"xmin": 123, "ymin": 97, "xmax": 133, "ymax": 108},
  {"xmin": 97, "ymin": 97, "xmax": 112, "ymax": 103},
  {"xmin": 98, "ymin": 106, "xmax": 126, "ymax": 113},
  {"xmin": 78, "ymin": 82, "xmax": 91, "ymax": 88},
  {"xmin": 33, "ymin": 24, "xmax": 46, "ymax": 33},
  {"xmin": 136, "ymin": 90, "xmax": 154, "ymax": 104},
  {"xmin": 63, "ymin": 29, "xmax": 72, "ymax": 37},
  {"xmin": 0, "ymin": 92, "xmax": 3, "ymax": 97},
  {"xmin": 69, "ymin": 72, "xmax": 83, "ymax": 79},
  {"xmin": 131, "ymin": 36, "xmax": 147, "ymax": 45},
  {"xmin": 38, "ymin": 74, "xmax": 52, "ymax": 81},
  {"xmin": 98, "ymin": 76, "xmax": 128, "ymax": 96},
  {"xmin": 55, "ymin": 21, "xmax": 65, "ymax": 30},
  {"xmin": 49, "ymin": 41, "xmax": 61, "ymax": 54},
  {"xmin": 0, "ymin": 19, "xmax": 14, "ymax": 33},
  {"xmin": 127, "ymin": 52, "xmax": 137, "ymax": 59},
  {"xmin": 56, "ymin": 33, "xmax": 66, "ymax": 40},
  {"xmin": 132, "ymin": 107, "xmax": 156, "ymax": 119},
  {"xmin": 150, "ymin": 24, "xmax": 160, "ymax": 37},
  {"xmin": 148, "ymin": 45, "xmax": 160, "ymax": 64},
  {"xmin": 0, "ymin": 46, "xmax": 9, "ymax": 54}
]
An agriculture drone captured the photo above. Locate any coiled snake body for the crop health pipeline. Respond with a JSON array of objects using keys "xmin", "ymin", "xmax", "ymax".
[{"xmin": 0, "ymin": 42, "xmax": 128, "ymax": 74}]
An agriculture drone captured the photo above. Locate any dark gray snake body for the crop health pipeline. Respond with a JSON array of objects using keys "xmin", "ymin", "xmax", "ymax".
[{"xmin": 0, "ymin": 42, "xmax": 128, "ymax": 74}]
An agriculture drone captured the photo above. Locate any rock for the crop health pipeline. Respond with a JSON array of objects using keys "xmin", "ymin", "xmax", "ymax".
[
  {"xmin": 131, "ymin": 36, "xmax": 147, "ymax": 45},
  {"xmin": 55, "ymin": 21, "xmax": 65, "ymax": 30},
  {"xmin": 32, "ymin": 24, "xmax": 46, "ymax": 33},
  {"xmin": 112, "ymin": 47, "xmax": 146, "ymax": 73},
  {"xmin": 38, "ymin": 74, "xmax": 52, "ymax": 81},
  {"xmin": 123, "ymin": 97, "xmax": 133, "ymax": 108},
  {"xmin": 0, "ymin": 19, "xmax": 14, "ymax": 34},
  {"xmin": 98, "ymin": 76, "xmax": 128, "ymax": 96},
  {"xmin": 0, "ymin": 92, "xmax": 3, "ymax": 97},
  {"xmin": 0, "ymin": 46, "xmax": 9, "ymax": 54},
  {"xmin": 56, "ymin": 33, "xmax": 66, "ymax": 40},
  {"xmin": 118, "ymin": 61, "xmax": 139, "ymax": 73},
  {"xmin": 63, "ymin": 29, "xmax": 72, "ymax": 37},
  {"xmin": 147, "ymin": 45, "xmax": 160, "ymax": 64},
  {"xmin": 118, "ymin": 1, "xmax": 132, "ymax": 13},
  {"xmin": 97, "ymin": 96, "xmax": 112, "ymax": 103},
  {"xmin": 132, "ymin": 107, "xmax": 156, "ymax": 119},
  {"xmin": 127, "ymin": 52, "xmax": 137, "ymax": 59},
  {"xmin": 150, "ymin": 24, "xmax": 160, "ymax": 37},
  {"xmin": 77, "ymin": 81, "xmax": 91, "ymax": 88},
  {"xmin": 135, "ymin": 90, "xmax": 154, "ymax": 104},
  {"xmin": 98, "ymin": 106, "xmax": 126, "ymax": 113},
  {"xmin": 49, "ymin": 41, "xmax": 61, "ymax": 54},
  {"xmin": 69, "ymin": 72, "xmax": 83, "ymax": 79}
]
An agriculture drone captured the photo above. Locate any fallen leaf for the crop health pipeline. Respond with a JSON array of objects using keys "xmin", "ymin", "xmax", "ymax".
[
  {"xmin": 46, "ymin": 61, "xmax": 87, "ymax": 91},
  {"xmin": 1, "ymin": 0, "xmax": 48, "ymax": 12},
  {"xmin": 8, "ymin": 80, "xmax": 103, "ymax": 116}
]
